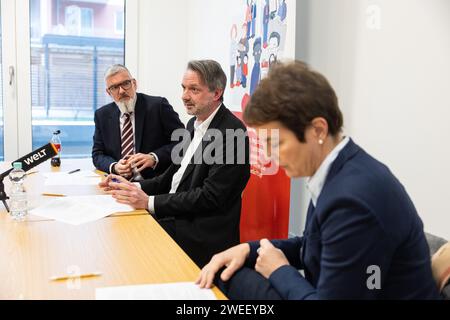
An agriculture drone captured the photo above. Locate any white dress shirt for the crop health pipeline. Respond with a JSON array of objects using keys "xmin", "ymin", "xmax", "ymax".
[
  {"xmin": 147, "ymin": 104, "xmax": 222, "ymax": 213},
  {"xmin": 306, "ymin": 136, "xmax": 350, "ymax": 207}
]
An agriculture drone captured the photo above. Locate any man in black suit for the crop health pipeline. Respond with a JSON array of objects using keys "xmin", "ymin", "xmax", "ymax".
[
  {"xmin": 100, "ymin": 60, "xmax": 250, "ymax": 267},
  {"xmin": 92, "ymin": 64, "xmax": 184, "ymax": 180}
]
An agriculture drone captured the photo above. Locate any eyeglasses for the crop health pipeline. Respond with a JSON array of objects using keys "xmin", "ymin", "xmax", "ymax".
[{"xmin": 107, "ymin": 79, "xmax": 134, "ymax": 94}]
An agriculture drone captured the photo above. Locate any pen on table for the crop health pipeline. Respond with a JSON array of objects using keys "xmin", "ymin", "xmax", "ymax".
[
  {"xmin": 25, "ymin": 170, "xmax": 38, "ymax": 176},
  {"xmin": 68, "ymin": 168, "xmax": 80, "ymax": 174},
  {"xmin": 42, "ymin": 193, "xmax": 66, "ymax": 197},
  {"xmin": 50, "ymin": 271, "xmax": 102, "ymax": 282}
]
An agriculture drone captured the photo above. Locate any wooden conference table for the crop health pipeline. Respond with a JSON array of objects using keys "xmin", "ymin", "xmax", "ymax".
[{"xmin": 0, "ymin": 159, "xmax": 226, "ymax": 300}]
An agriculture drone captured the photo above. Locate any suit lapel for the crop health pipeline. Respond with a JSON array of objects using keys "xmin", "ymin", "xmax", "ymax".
[
  {"xmin": 206, "ymin": 104, "xmax": 227, "ymax": 131},
  {"xmin": 134, "ymin": 94, "xmax": 146, "ymax": 153},
  {"xmin": 301, "ymin": 200, "xmax": 316, "ymax": 264},
  {"xmin": 301, "ymin": 140, "xmax": 360, "ymax": 267},
  {"xmin": 109, "ymin": 105, "xmax": 121, "ymax": 160},
  {"xmin": 323, "ymin": 138, "xmax": 360, "ymax": 187},
  {"xmin": 177, "ymin": 121, "xmax": 197, "ymax": 187},
  {"xmin": 305, "ymin": 200, "xmax": 315, "ymax": 231}
]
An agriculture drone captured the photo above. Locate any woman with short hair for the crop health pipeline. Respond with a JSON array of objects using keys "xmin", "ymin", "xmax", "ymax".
[{"xmin": 196, "ymin": 61, "xmax": 439, "ymax": 300}]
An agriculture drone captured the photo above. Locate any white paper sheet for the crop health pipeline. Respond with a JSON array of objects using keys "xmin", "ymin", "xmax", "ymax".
[
  {"xmin": 95, "ymin": 282, "xmax": 217, "ymax": 300},
  {"xmin": 43, "ymin": 170, "xmax": 101, "ymax": 186},
  {"xmin": 29, "ymin": 195, "xmax": 134, "ymax": 225}
]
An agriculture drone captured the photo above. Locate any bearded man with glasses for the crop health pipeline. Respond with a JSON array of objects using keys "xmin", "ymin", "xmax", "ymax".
[{"xmin": 92, "ymin": 64, "xmax": 184, "ymax": 180}]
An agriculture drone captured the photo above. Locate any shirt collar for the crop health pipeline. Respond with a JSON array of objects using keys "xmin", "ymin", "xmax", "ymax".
[
  {"xmin": 194, "ymin": 103, "xmax": 222, "ymax": 134},
  {"xmin": 306, "ymin": 136, "xmax": 350, "ymax": 207}
]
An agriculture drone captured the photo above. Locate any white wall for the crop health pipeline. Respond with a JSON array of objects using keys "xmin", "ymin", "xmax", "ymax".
[
  {"xmin": 297, "ymin": 0, "xmax": 450, "ymax": 239},
  {"xmin": 136, "ymin": 0, "xmax": 190, "ymax": 124},
  {"xmin": 137, "ymin": 0, "xmax": 238, "ymax": 124},
  {"xmin": 186, "ymin": 0, "xmax": 233, "ymax": 64}
]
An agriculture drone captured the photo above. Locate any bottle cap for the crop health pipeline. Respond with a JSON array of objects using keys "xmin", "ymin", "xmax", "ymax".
[
  {"xmin": 53, "ymin": 130, "xmax": 61, "ymax": 135},
  {"xmin": 13, "ymin": 162, "xmax": 22, "ymax": 170}
]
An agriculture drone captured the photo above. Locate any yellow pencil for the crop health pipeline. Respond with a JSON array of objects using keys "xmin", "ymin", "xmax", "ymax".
[
  {"xmin": 50, "ymin": 271, "xmax": 102, "ymax": 281},
  {"xmin": 42, "ymin": 193, "xmax": 66, "ymax": 197}
]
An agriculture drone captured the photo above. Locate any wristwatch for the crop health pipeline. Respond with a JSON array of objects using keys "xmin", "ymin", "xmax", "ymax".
[{"xmin": 149, "ymin": 153, "xmax": 157, "ymax": 168}]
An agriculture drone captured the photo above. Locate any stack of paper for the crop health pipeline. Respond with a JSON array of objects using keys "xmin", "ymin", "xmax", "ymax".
[
  {"xmin": 29, "ymin": 195, "xmax": 134, "ymax": 225},
  {"xmin": 43, "ymin": 171, "xmax": 101, "ymax": 186},
  {"xmin": 95, "ymin": 282, "xmax": 217, "ymax": 300}
]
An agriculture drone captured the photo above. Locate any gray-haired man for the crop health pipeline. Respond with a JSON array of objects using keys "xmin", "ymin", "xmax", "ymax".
[{"xmin": 92, "ymin": 64, "xmax": 184, "ymax": 180}]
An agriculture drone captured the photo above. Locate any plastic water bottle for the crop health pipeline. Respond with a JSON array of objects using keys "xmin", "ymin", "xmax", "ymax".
[
  {"xmin": 51, "ymin": 130, "xmax": 61, "ymax": 167},
  {"xmin": 8, "ymin": 162, "xmax": 28, "ymax": 221}
]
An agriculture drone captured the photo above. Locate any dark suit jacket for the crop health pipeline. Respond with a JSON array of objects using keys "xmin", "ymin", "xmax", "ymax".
[
  {"xmin": 92, "ymin": 93, "xmax": 184, "ymax": 179},
  {"xmin": 140, "ymin": 105, "xmax": 250, "ymax": 267},
  {"xmin": 247, "ymin": 139, "xmax": 440, "ymax": 299}
]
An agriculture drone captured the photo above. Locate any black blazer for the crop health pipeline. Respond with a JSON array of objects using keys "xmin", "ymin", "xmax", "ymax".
[
  {"xmin": 140, "ymin": 105, "xmax": 251, "ymax": 267},
  {"xmin": 92, "ymin": 93, "xmax": 184, "ymax": 179}
]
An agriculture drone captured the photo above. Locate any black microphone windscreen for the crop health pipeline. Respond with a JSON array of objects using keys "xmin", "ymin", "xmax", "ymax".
[
  {"xmin": 0, "ymin": 143, "xmax": 58, "ymax": 179},
  {"xmin": 15, "ymin": 143, "xmax": 58, "ymax": 172}
]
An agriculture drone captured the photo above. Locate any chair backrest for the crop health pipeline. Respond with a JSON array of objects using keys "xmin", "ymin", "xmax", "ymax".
[
  {"xmin": 425, "ymin": 232, "xmax": 447, "ymax": 255},
  {"xmin": 443, "ymin": 285, "xmax": 450, "ymax": 300},
  {"xmin": 426, "ymin": 233, "xmax": 450, "ymax": 299}
]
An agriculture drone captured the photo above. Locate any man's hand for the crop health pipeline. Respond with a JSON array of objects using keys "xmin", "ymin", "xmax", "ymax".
[
  {"xmin": 196, "ymin": 243, "xmax": 250, "ymax": 289},
  {"xmin": 108, "ymin": 175, "xmax": 148, "ymax": 209},
  {"xmin": 98, "ymin": 174, "xmax": 114, "ymax": 191},
  {"xmin": 114, "ymin": 158, "xmax": 132, "ymax": 178},
  {"xmin": 255, "ymin": 239, "xmax": 290, "ymax": 279},
  {"xmin": 107, "ymin": 174, "xmax": 149, "ymax": 209},
  {"xmin": 127, "ymin": 153, "xmax": 156, "ymax": 172}
]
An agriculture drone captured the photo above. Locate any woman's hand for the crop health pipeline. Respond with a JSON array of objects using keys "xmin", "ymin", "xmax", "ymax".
[
  {"xmin": 255, "ymin": 239, "xmax": 290, "ymax": 279},
  {"xmin": 196, "ymin": 243, "xmax": 251, "ymax": 289}
]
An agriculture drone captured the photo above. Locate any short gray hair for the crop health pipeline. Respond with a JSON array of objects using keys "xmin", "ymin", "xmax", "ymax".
[
  {"xmin": 187, "ymin": 60, "xmax": 227, "ymax": 101},
  {"xmin": 104, "ymin": 64, "xmax": 132, "ymax": 81}
]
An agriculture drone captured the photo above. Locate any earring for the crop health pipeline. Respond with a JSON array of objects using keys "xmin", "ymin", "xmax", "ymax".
[{"xmin": 318, "ymin": 139, "xmax": 324, "ymax": 145}]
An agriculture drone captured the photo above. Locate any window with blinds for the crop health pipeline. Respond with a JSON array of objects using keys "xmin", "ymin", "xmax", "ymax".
[{"xmin": 30, "ymin": 0, "xmax": 125, "ymax": 158}]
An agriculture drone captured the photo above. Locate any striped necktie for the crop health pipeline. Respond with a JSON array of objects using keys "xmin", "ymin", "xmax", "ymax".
[{"xmin": 121, "ymin": 113, "xmax": 134, "ymax": 158}]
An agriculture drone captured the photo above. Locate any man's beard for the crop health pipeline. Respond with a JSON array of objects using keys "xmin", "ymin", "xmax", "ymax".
[{"xmin": 115, "ymin": 95, "xmax": 136, "ymax": 114}]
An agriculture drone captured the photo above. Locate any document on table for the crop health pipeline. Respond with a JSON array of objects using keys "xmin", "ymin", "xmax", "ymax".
[
  {"xmin": 43, "ymin": 170, "xmax": 101, "ymax": 186},
  {"xmin": 95, "ymin": 282, "xmax": 217, "ymax": 300},
  {"xmin": 29, "ymin": 195, "xmax": 134, "ymax": 225}
]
